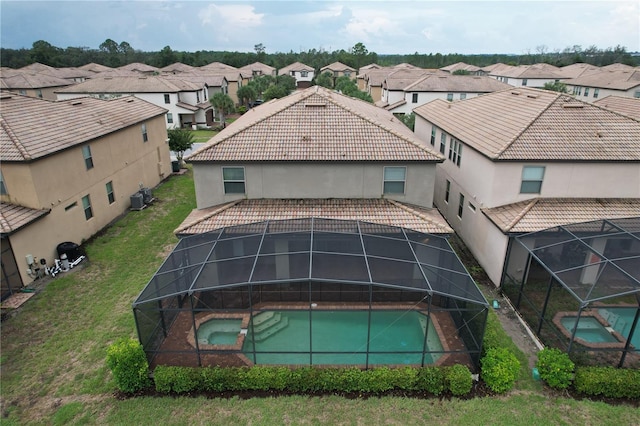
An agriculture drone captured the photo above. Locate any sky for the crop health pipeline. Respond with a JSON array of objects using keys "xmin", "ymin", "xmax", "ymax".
[{"xmin": 1, "ymin": 1, "xmax": 638, "ymax": 55}]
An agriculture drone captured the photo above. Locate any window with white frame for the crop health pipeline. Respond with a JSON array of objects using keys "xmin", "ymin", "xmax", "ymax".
[
  {"xmin": 106, "ymin": 181, "xmax": 115, "ymax": 204},
  {"xmin": 344, "ymin": 70, "xmax": 351, "ymax": 77},
  {"xmin": 167, "ymin": 113, "xmax": 173, "ymax": 124},
  {"xmin": 522, "ymin": 79, "xmax": 528, "ymax": 86},
  {"xmin": 82, "ymin": 145, "xmax": 94, "ymax": 170},
  {"xmin": 445, "ymin": 180, "xmax": 450, "ymax": 203},
  {"xmin": 439, "ymin": 133, "xmax": 446, "ymax": 154},
  {"xmin": 301, "ymin": 71, "xmax": 308, "ymax": 77},
  {"xmin": 458, "ymin": 193, "xmax": 465, "ymax": 218},
  {"xmin": 82, "ymin": 195, "xmax": 93, "ymax": 220},
  {"xmin": 460, "ymin": 93, "xmax": 466, "ymax": 100},
  {"xmin": 584, "ymin": 87, "xmax": 590, "ymax": 97},
  {"xmin": 520, "ymin": 166, "xmax": 545, "ymax": 193},
  {"xmin": 164, "ymin": 94, "xmax": 170, "ymax": 104},
  {"xmin": 634, "ymin": 91, "xmax": 640, "ymax": 98},
  {"xmin": 449, "ymin": 138, "xmax": 462, "ymax": 167},
  {"xmin": 222, "ymin": 167, "xmax": 246, "ymax": 194},
  {"xmin": 412, "ymin": 93, "xmax": 418, "ymax": 103},
  {"xmin": 383, "ymin": 166, "xmax": 406, "ymax": 194},
  {"xmin": 142, "ymin": 123, "xmax": 148, "ymax": 142},
  {"xmin": 430, "ymin": 126, "xmax": 436, "ymax": 145},
  {"xmin": 593, "ymin": 88, "xmax": 599, "ymax": 98},
  {"xmin": 446, "ymin": 93, "xmax": 453, "ymax": 101}
]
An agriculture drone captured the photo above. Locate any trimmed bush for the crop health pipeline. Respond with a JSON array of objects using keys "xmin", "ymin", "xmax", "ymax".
[
  {"xmin": 481, "ymin": 347, "xmax": 520, "ymax": 393},
  {"xmin": 574, "ymin": 367, "xmax": 640, "ymax": 399},
  {"xmin": 536, "ymin": 348, "xmax": 574, "ymax": 389},
  {"xmin": 416, "ymin": 366, "xmax": 445, "ymax": 395},
  {"xmin": 105, "ymin": 337, "xmax": 150, "ymax": 394},
  {"xmin": 445, "ymin": 364, "xmax": 472, "ymax": 396}
]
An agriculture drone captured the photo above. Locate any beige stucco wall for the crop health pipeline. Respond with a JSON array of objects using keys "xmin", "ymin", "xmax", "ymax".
[
  {"xmin": 3, "ymin": 115, "xmax": 171, "ymax": 285},
  {"xmin": 192, "ymin": 162, "xmax": 437, "ymax": 210}
]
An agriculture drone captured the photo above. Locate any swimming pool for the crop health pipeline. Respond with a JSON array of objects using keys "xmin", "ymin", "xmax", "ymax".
[
  {"xmin": 197, "ymin": 318, "xmax": 243, "ymax": 345},
  {"xmin": 559, "ymin": 316, "xmax": 619, "ymax": 343},
  {"xmin": 598, "ymin": 308, "xmax": 639, "ymax": 349},
  {"xmin": 242, "ymin": 310, "xmax": 444, "ymax": 365}
]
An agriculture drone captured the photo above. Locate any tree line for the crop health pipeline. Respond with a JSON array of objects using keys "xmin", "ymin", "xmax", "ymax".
[{"xmin": 1, "ymin": 39, "xmax": 636, "ymax": 71}]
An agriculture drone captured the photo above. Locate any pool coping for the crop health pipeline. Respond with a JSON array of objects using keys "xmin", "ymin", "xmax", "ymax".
[{"xmin": 553, "ymin": 310, "xmax": 628, "ymax": 349}]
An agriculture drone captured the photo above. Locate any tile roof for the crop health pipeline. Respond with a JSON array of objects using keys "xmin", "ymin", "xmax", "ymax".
[
  {"xmin": 488, "ymin": 63, "xmax": 565, "ymax": 79},
  {"xmin": 559, "ymin": 63, "xmax": 601, "ymax": 79},
  {"xmin": 321, "ymin": 62, "xmax": 356, "ymax": 72},
  {"xmin": 564, "ymin": 69, "xmax": 640, "ymax": 90},
  {"xmin": 594, "ymin": 96, "xmax": 640, "ymax": 120},
  {"xmin": 383, "ymin": 69, "xmax": 442, "ymax": 90},
  {"xmin": 118, "ymin": 62, "xmax": 159, "ymax": 73},
  {"xmin": 56, "ymin": 76, "xmax": 203, "ymax": 94},
  {"xmin": 200, "ymin": 62, "xmax": 239, "ymax": 72},
  {"xmin": 46, "ymin": 67, "xmax": 94, "ymax": 81},
  {"xmin": 164, "ymin": 72, "xmax": 226, "ymax": 87},
  {"xmin": 404, "ymin": 75, "xmax": 513, "ymax": 92},
  {"xmin": 0, "ymin": 202, "xmax": 50, "ymax": 235},
  {"xmin": 175, "ymin": 198, "xmax": 453, "ymax": 235},
  {"xmin": 187, "ymin": 86, "xmax": 444, "ymax": 162},
  {"xmin": 278, "ymin": 62, "xmax": 314, "ymax": 74},
  {"xmin": 413, "ymin": 87, "xmax": 640, "ymax": 161},
  {"xmin": 441, "ymin": 62, "xmax": 481, "ymax": 73},
  {"xmin": 160, "ymin": 62, "xmax": 197, "ymax": 73},
  {"xmin": 78, "ymin": 63, "xmax": 113, "ymax": 73},
  {"xmin": 19, "ymin": 63, "xmax": 56, "ymax": 73},
  {"xmin": 483, "ymin": 198, "xmax": 640, "ymax": 233},
  {"xmin": 0, "ymin": 72, "xmax": 72, "ymax": 89},
  {"xmin": 1, "ymin": 94, "xmax": 167, "ymax": 162},
  {"xmin": 238, "ymin": 62, "xmax": 276, "ymax": 75}
]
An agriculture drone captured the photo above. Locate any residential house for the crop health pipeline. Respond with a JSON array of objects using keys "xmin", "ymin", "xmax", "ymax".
[
  {"xmin": 356, "ymin": 63, "xmax": 383, "ymax": 91},
  {"xmin": 18, "ymin": 62, "xmax": 93, "ymax": 83},
  {"xmin": 360, "ymin": 64, "xmax": 425, "ymax": 103},
  {"xmin": 0, "ymin": 93, "xmax": 171, "ymax": 296},
  {"xmin": 278, "ymin": 62, "xmax": 315, "ymax": 89},
  {"xmin": 565, "ymin": 68, "xmax": 640, "ymax": 101},
  {"xmin": 558, "ymin": 63, "xmax": 601, "ymax": 79},
  {"xmin": 593, "ymin": 95, "xmax": 640, "ymax": 120},
  {"xmin": 320, "ymin": 61, "xmax": 357, "ymax": 85},
  {"xmin": 238, "ymin": 62, "xmax": 277, "ymax": 86},
  {"xmin": 160, "ymin": 62, "xmax": 198, "ymax": 74},
  {"xmin": 0, "ymin": 70, "xmax": 73, "ymax": 100},
  {"xmin": 119, "ymin": 62, "xmax": 159, "ymax": 74},
  {"xmin": 487, "ymin": 63, "xmax": 566, "ymax": 87},
  {"xmin": 413, "ymin": 87, "xmax": 640, "ymax": 287},
  {"xmin": 78, "ymin": 63, "xmax": 113, "ymax": 74},
  {"xmin": 383, "ymin": 74, "xmax": 512, "ymax": 115},
  {"xmin": 55, "ymin": 76, "xmax": 214, "ymax": 128},
  {"xmin": 376, "ymin": 68, "xmax": 440, "ymax": 108},
  {"xmin": 440, "ymin": 62, "xmax": 483, "ymax": 76}
]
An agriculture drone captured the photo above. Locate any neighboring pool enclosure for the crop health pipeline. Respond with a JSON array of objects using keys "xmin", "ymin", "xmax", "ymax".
[
  {"xmin": 133, "ymin": 218, "xmax": 489, "ymax": 370},
  {"xmin": 502, "ymin": 217, "xmax": 640, "ymax": 368}
]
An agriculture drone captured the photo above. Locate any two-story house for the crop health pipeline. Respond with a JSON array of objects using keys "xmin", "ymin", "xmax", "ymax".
[
  {"xmin": 487, "ymin": 63, "xmax": 566, "ymax": 87},
  {"xmin": 440, "ymin": 62, "xmax": 483, "ymax": 76},
  {"xmin": 565, "ymin": 68, "xmax": 640, "ymax": 101},
  {"xmin": 320, "ymin": 61, "xmax": 357, "ymax": 86},
  {"xmin": 55, "ymin": 76, "xmax": 213, "ymax": 129},
  {"xmin": 1, "ymin": 93, "xmax": 171, "ymax": 296},
  {"xmin": 278, "ymin": 62, "xmax": 315, "ymax": 89},
  {"xmin": 413, "ymin": 87, "xmax": 640, "ymax": 287}
]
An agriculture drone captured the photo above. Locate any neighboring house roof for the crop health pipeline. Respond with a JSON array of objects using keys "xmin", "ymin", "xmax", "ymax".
[
  {"xmin": 480, "ymin": 62, "xmax": 509, "ymax": 73},
  {"xmin": 18, "ymin": 62, "xmax": 57, "ymax": 73},
  {"xmin": 175, "ymin": 199, "xmax": 453, "ymax": 235},
  {"xmin": 78, "ymin": 63, "xmax": 113, "ymax": 73},
  {"xmin": 441, "ymin": 62, "xmax": 481, "ymax": 73},
  {"xmin": 92, "ymin": 69, "xmax": 146, "ymax": 78},
  {"xmin": 0, "ymin": 93, "xmax": 167, "ymax": 162},
  {"xmin": 320, "ymin": 62, "xmax": 356, "ymax": 72},
  {"xmin": 593, "ymin": 96, "xmax": 640, "ymax": 120},
  {"xmin": 238, "ymin": 62, "xmax": 276, "ymax": 76},
  {"xmin": 559, "ymin": 63, "xmax": 601, "ymax": 79},
  {"xmin": 187, "ymin": 86, "xmax": 444, "ymax": 162},
  {"xmin": 118, "ymin": 62, "xmax": 159, "ymax": 73},
  {"xmin": 482, "ymin": 198, "xmax": 640, "ymax": 233},
  {"xmin": 0, "ymin": 72, "xmax": 72, "ymax": 89},
  {"xmin": 403, "ymin": 75, "xmax": 513, "ymax": 93},
  {"xmin": 278, "ymin": 62, "xmax": 314, "ymax": 74},
  {"xmin": 489, "ymin": 63, "xmax": 565, "ymax": 79},
  {"xmin": 564, "ymin": 69, "xmax": 640, "ymax": 91},
  {"xmin": 0, "ymin": 202, "xmax": 50, "ymax": 236},
  {"xmin": 413, "ymin": 87, "xmax": 640, "ymax": 161},
  {"xmin": 56, "ymin": 76, "xmax": 203, "ymax": 94},
  {"xmin": 600, "ymin": 63, "xmax": 636, "ymax": 72},
  {"xmin": 47, "ymin": 67, "xmax": 94, "ymax": 81},
  {"xmin": 383, "ymin": 69, "xmax": 440, "ymax": 91},
  {"xmin": 200, "ymin": 62, "xmax": 239, "ymax": 72},
  {"xmin": 164, "ymin": 73, "xmax": 226, "ymax": 88},
  {"xmin": 160, "ymin": 62, "xmax": 197, "ymax": 73}
]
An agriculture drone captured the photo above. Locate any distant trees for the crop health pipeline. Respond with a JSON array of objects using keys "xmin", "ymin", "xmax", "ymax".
[
  {"xmin": 315, "ymin": 71, "xmax": 333, "ymax": 88},
  {"xmin": 334, "ymin": 76, "xmax": 373, "ymax": 102},
  {"xmin": 237, "ymin": 85, "xmax": 258, "ymax": 107},
  {"xmin": 452, "ymin": 69, "xmax": 472, "ymax": 75},
  {"xmin": 543, "ymin": 81, "xmax": 569, "ymax": 93}
]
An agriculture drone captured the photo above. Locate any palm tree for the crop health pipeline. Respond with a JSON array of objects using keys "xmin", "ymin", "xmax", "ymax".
[
  {"xmin": 210, "ymin": 93, "xmax": 235, "ymax": 128},
  {"xmin": 167, "ymin": 127, "xmax": 194, "ymax": 167}
]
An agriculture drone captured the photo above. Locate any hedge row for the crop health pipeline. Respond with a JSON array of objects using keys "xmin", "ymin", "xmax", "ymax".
[
  {"xmin": 573, "ymin": 366, "xmax": 640, "ymax": 399},
  {"xmin": 153, "ymin": 365, "xmax": 473, "ymax": 396}
]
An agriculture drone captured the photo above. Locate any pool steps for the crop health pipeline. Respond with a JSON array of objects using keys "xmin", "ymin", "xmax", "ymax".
[{"xmin": 247, "ymin": 311, "xmax": 289, "ymax": 342}]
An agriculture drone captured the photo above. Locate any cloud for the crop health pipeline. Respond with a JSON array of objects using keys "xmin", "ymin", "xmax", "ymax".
[{"xmin": 199, "ymin": 3, "xmax": 264, "ymax": 27}]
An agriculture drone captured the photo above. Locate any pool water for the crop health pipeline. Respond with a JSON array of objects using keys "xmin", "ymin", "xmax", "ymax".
[
  {"xmin": 598, "ymin": 308, "xmax": 639, "ymax": 349},
  {"xmin": 197, "ymin": 319, "xmax": 242, "ymax": 345},
  {"xmin": 560, "ymin": 317, "xmax": 618, "ymax": 343},
  {"xmin": 242, "ymin": 310, "xmax": 444, "ymax": 365}
]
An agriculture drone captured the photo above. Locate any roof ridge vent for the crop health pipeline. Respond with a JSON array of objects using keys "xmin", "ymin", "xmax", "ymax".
[
  {"xmin": 305, "ymin": 102, "xmax": 326, "ymax": 107},
  {"xmin": 71, "ymin": 101, "xmax": 82, "ymax": 105},
  {"xmin": 526, "ymin": 94, "xmax": 539, "ymax": 99},
  {"xmin": 562, "ymin": 103, "xmax": 584, "ymax": 108},
  {"xmin": 510, "ymin": 90, "xmax": 521, "ymax": 95}
]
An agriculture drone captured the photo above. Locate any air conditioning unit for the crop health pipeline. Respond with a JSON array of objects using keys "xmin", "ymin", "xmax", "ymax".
[
  {"xmin": 130, "ymin": 193, "xmax": 145, "ymax": 210},
  {"xmin": 139, "ymin": 187, "xmax": 153, "ymax": 204}
]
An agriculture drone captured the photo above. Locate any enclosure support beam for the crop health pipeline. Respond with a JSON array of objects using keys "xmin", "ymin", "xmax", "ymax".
[
  {"xmin": 189, "ymin": 293, "xmax": 202, "ymax": 367},
  {"xmin": 536, "ymin": 276, "xmax": 555, "ymax": 335},
  {"xmin": 515, "ymin": 252, "xmax": 532, "ymax": 309},
  {"xmin": 618, "ymin": 306, "xmax": 640, "ymax": 368}
]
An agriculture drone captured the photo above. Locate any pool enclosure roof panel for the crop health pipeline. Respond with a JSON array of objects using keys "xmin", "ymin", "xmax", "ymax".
[
  {"xmin": 134, "ymin": 218, "xmax": 488, "ymax": 306},
  {"xmin": 516, "ymin": 217, "xmax": 640, "ymax": 303}
]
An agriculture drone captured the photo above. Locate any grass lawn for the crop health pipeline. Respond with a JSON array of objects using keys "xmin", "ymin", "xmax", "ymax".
[
  {"xmin": 1, "ymin": 170, "xmax": 639, "ymax": 425},
  {"xmin": 190, "ymin": 129, "xmax": 217, "ymax": 143}
]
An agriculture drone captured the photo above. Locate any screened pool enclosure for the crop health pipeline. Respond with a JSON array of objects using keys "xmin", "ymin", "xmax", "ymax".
[
  {"xmin": 502, "ymin": 217, "xmax": 640, "ymax": 368},
  {"xmin": 133, "ymin": 218, "xmax": 489, "ymax": 370}
]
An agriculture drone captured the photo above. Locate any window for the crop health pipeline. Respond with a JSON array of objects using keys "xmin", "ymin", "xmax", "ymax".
[
  {"xmin": 36, "ymin": 89, "xmax": 43, "ymax": 98},
  {"xmin": 164, "ymin": 94, "xmax": 170, "ymax": 104},
  {"xmin": 167, "ymin": 113, "xmax": 173, "ymax": 124},
  {"xmin": 412, "ymin": 93, "xmax": 418, "ymax": 103},
  {"xmin": 520, "ymin": 166, "xmax": 545, "ymax": 193},
  {"xmin": 64, "ymin": 202, "xmax": 77, "ymax": 211},
  {"xmin": 460, "ymin": 93, "xmax": 466, "ymax": 100},
  {"xmin": 0, "ymin": 171, "xmax": 6, "ymax": 195},
  {"xmin": 82, "ymin": 145, "xmax": 94, "ymax": 170},
  {"xmin": 383, "ymin": 166, "xmax": 406, "ymax": 194},
  {"xmin": 82, "ymin": 195, "xmax": 93, "ymax": 220},
  {"xmin": 19, "ymin": 90, "xmax": 26, "ymax": 95},
  {"xmin": 445, "ymin": 180, "xmax": 450, "ymax": 203},
  {"xmin": 584, "ymin": 87, "xmax": 589, "ymax": 97},
  {"xmin": 522, "ymin": 79, "xmax": 528, "ymax": 86},
  {"xmin": 593, "ymin": 88, "xmax": 599, "ymax": 99},
  {"xmin": 634, "ymin": 91, "xmax": 640, "ymax": 99},
  {"xmin": 449, "ymin": 138, "xmax": 462, "ymax": 167},
  {"xmin": 301, "ymin": 71, "xmax": 308, "ymax": 77},
  {"xmin": 577, "ymin": 86, "xmax": 582, "ymax": 95},
  {"xmin": 430, "ymin": 126, "xmax": 436, "ymax": 145},
  {"xmin": 468, "ymin": 202, "xmax": 476, "ymax": 212},
  {"xmin": 196, "ymin": 91, "xmax": 200, "ymax": 103},
  {"xmin": 446, "ymin": 93, "xmax": 454, "ymax": 101},
  {"xmin": 458, "ymin": 193, "xmax": 465, "ymax": 218},
  {"xmin": 142, "ymin": 123, "xmax": 148, "ymax": 142},
  {"xmin": 106, "ymin": 181, "xmax": 115, "ymax": 204},
  {"xmin": 222, "ymin": 167, "xmax": 246, "ymax": 194},
  {"xmin": 344, "ymin": 71, "xmax": 351, "ymax": 77},
  {"xmin": 439, "ymin": 133, "xmax": 446, "ymax": 154}
]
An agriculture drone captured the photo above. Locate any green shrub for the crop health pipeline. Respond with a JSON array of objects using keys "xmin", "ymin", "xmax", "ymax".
[
  {"xmin": 388, "ymin": 366, "xmax": 418, "ymax": 391},
  {"xmin": 445, "ymin": 364, "xmax": 472, "ymax": 396},
  {"xmin": 574, "ymin": 367, "xmax": 640, "ymax": 399},
  {"xmin": 481, "ymin": 347, "xmax": 520, "ymax": 393},
  {"xmin": 154, "ymin": 366, "xmax": 199, "ymax": 393},
  {"xmin": 536, "ymin": 348, "xmax": 574, "ymax": 389},
  {"xmin": 105, "ymin": 337, "xmax": 150, "ymax": 393},
  {"xmin": 416, "ymin": 366, "xmax": 445, "ymax": 395},
  {"xmin": 200, "ymin": 366, "xmax": 226, "ymax": 392}
]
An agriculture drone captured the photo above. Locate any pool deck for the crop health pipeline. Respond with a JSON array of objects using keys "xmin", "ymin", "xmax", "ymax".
[{"xmin": 151, "ymin": 302, "xmax": 473, "ymax": 370}]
